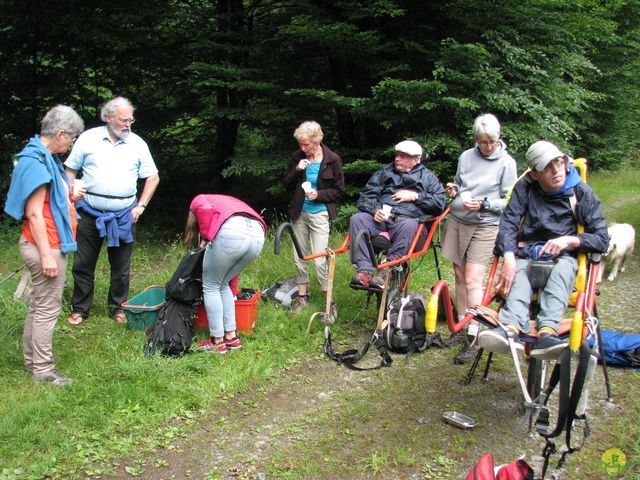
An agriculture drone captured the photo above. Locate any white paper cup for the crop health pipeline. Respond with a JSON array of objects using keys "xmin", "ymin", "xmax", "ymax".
[
  {"xmin": 459, "ymin": 191, "xmax": 472, "ymax": 203},
  {"xmin": 74, "ymin": 179, "xmax": 85, "ymax": 194},
  {"xmin": 301, "ymin": 181, "xmax": 313, "ymax": 193},
  {"xmin": 381, "ymin": 204, "xmax": 392, "ymax": 219}
]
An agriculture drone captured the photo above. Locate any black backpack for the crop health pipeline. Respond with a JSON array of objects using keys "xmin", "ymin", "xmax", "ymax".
[
  {"xmin": 144, "ymin": 299, "xmax": 196, "ymax": 356},
  {"xmin": 383, "ymin": 292, "xmax": 428, "ymax": 353},
  {"xmin": 166, "ymin": 248, "xmax": 205, "ymax": 303}
]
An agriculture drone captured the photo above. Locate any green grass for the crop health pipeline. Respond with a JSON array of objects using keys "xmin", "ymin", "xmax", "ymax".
[{"xmin": 1, "ymin": 167, "xmax": 639, "ymax": 479}]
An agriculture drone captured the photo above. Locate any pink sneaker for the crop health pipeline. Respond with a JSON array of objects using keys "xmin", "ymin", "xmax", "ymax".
[
  {"xmin": 197, "ymin": 338, "xmax": 227, "ymax": 354},
  {"xmin": 224, "ymin": 336, "xmax": 242, "ymax": 350}
]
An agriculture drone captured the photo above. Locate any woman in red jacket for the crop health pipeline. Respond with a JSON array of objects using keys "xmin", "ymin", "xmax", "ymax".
[{"xmin": 185, "ymin": 194, "xmax": 267, "ymax": 354}]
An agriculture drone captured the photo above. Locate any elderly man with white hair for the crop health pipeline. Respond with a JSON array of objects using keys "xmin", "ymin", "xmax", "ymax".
[
  {"xmin": 64, "ymin": 96, "xmax": 160, "ymax": 325},
  {"xmin": 349, "ymin": 140, "xmax": 445, "ymax": 290},
  {"xmin": 478, "ymin": 140, "xmax": 608, "ymax": 359}
]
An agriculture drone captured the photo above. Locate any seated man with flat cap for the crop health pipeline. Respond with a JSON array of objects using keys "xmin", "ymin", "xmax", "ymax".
[
  {"xmin": 478, "ymin": 140, "xmax": 608, "ymax": 359},
  {"xmin": 349, "ymin": 140, "xmax": 445, "ymax": 289}
]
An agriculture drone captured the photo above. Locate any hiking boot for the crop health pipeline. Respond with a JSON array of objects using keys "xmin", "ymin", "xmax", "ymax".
[
  {"xmin": 350, "ymin": 271, "xmax": 372, "ymax": 288},
  {"xmin": 224, "ymin": 336, "xmax": 242, "ymax": 350},
  {"xmin": 477, "ymin": 328, "xmax": 524, "ymax": 356},
  {"xmin": 530, "ymin": 333, "xmax": 567, "ymax": 360},
  {"xmin": 453, "ymin": 335, "xmax": 481, "ymax": 364},
  {"xmin": 289, "ymin": 295, "xmax": 309, "ymax": 314},
  {"xmin": 33, "ymin": 368, "xmax": 74, "ymax": 387},
  {"xmin": 197, "ymin": 338, "xmax": 228, "ymax": 354},
  {"xmin": 369, "ymin": 269, "xmax": 389, "ymax": 289}
]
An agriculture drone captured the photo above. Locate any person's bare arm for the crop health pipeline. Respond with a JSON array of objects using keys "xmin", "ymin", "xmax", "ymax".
[{"xmin": 132, "ymin": 174, "xmax": 160, "ymax": 223}]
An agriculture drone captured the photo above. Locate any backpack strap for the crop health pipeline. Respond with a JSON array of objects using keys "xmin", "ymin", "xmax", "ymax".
[
  {"xmin": 323, "ymin": 325, "xmax": 393, "ymax": 370},
  {"xmin": 324, "ymin": 271, "xmax": 394, "ymax": 370}
]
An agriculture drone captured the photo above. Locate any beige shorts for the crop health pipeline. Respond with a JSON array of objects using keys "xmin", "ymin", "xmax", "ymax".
[{"xmin": 441, "ymin": 217, "xmax": 498, "ymax": 266}]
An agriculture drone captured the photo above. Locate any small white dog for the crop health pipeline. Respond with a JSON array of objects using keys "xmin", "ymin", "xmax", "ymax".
[{"xmin": 602, "ymin": 223, "xmax": 635, "ymax": 281}]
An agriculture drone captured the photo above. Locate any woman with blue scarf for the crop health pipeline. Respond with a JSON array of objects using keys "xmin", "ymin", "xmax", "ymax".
[{"xmin": 4, "ymin": 105, "xmax": 85, "ymax": 387}]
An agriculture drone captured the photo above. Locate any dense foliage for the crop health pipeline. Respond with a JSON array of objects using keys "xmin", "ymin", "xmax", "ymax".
[{"xmin": 1, "ymin": 0, "xmax": 639, "ymax": 229}]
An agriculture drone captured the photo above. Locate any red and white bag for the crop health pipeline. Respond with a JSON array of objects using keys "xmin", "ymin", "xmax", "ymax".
[{"xmin": 465, "ymin": 453, "xmax": 536, "ymax": 480}]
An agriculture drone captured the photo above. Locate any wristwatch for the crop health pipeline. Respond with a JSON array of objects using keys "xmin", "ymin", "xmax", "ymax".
[
  {"xmin": 138, "ymin": 203, "xmax": 147, "ymax": 209},
  {"xmin": 480, "ymin": 198, "xmax": 490, "ymax": 211}
]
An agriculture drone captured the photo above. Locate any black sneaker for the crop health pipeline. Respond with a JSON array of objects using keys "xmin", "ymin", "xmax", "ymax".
[
  {"xmin": 477, "ymin": 328, "xmax": 524, "ymax": 355},
  {"xmin": 369, "ymin": 269, "xmax": 389, "ymax": 289},
  {"xmin": 530, "ymin": 333, "xmax": 567, "ymax": 360},
  {"xmin": 453, "ymin": 335, "xmax": 481, "ymax": 364}
]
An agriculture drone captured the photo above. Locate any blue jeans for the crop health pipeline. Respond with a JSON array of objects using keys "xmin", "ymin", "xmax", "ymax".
[
  {"xmin": 498, "ymin": 256, "xmax": 578, "ymax": 333},
  {"xmin": 202, "ymin": 216, "xmax": 265, "ymax": 338}
]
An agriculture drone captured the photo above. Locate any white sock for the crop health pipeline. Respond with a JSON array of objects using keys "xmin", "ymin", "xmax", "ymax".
[{"xmin": 467, "ymin": 323, "xmax": 479, "ymax": 338}]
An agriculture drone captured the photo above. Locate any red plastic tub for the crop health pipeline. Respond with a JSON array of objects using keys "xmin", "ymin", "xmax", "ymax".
[{"xmin": 195, "ymin": 289, "xmax": 260, "ymax": 334}]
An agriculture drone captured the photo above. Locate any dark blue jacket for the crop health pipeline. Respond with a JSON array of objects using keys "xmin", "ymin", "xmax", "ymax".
[
  {"xmin": 495, "ymin": 173, "xmax": 609, "ymax": 258},
  {"xmin": 357, "ymin": 162, "xmax": 445, "ymax": 219}
]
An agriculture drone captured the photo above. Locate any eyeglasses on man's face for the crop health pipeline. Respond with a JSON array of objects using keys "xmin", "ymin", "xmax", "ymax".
[
  {"xmin": 542, "ymin": 157, "xmax": 567, "ymax": 172},
  {"xmin": 477, "ymin": 139, "xmax": 498, "ymax": 147},
  {"xmin": 118, "ymin": 117, "xmax": 135, "ymax": 125}
]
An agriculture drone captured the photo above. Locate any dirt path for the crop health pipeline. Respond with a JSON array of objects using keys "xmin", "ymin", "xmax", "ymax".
[{"xmin": 111, "ymin": 207, "xmax": 639, "ymax": 480}]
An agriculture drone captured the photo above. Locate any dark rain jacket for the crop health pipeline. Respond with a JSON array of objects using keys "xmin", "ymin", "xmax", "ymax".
[
  {"xmin": 283, "ymin": 144, "xmax": 345, "ymax": 221},
  {"xmin": 494, "ymin": 174, "xmax": 609, "ymax": 258},
  {"xmin": 356, "ymin": 162, "xmax": 445, "ymax": 219}
]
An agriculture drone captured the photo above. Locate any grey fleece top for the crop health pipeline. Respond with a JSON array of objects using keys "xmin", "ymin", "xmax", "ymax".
[{"xmin": 450, "ymin": 139, "xmax": 517, "ymax": 226}]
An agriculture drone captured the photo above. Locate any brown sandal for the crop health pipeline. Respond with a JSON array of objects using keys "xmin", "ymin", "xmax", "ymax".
[
  {"xmin": 114, "ymin": 312, "xmax": 127, "ymax": 324},
  {"xmin": 67, "ymin": 312, "xmax": 84, "ymax": 325}
]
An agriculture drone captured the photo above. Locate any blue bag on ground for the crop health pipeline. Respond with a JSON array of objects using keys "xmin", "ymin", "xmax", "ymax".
[{"xmin": 588, "ymin": 329, "xmax": 640, "ymax": 369}]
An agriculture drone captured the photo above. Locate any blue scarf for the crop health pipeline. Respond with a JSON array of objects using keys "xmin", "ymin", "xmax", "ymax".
[
  {"xmin": 4, "ymin": 135, "xmax": 77, "ymax": 253},
  {"xmin": 76, "ymin": 199, "xmax": 136, "ymax": 247}
]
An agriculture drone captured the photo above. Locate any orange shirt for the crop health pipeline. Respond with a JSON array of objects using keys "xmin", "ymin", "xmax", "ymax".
[{"xmin": 22, "ymin": 188, "xmax": 78, "ymax": 249}]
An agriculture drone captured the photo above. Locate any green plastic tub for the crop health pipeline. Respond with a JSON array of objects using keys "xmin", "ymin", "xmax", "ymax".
[{"xmin": 122, "ymin": 285, "xmax": 166, "ymax": 331}]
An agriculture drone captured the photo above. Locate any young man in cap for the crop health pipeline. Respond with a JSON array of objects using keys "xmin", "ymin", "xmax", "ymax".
[
  {"xmin": 349, "ymin": 140, "xmax": 445, "ymax": 289},
  {"xmin": 478, "ymin": 140, "xmax": 608, "ymax": 359}
]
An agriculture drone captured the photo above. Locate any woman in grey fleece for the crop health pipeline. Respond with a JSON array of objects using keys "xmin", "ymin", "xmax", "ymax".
[{"xmin": 442, "ymin": 113, "xmax": 518, "ymax": 364}]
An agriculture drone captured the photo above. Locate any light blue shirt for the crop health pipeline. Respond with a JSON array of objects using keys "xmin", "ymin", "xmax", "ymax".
[
  {"xmin": 302, "ymin": 161, "xmax": 327, "ymax": 214},
  {"xmin": 65, "ymin": 126, "xmax": 158, "ymax": 211}
]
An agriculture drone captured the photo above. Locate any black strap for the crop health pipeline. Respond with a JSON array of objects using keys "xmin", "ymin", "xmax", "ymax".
[
  {"xmin": 86, "ymin": 191, "xmax": 136, "ymax": 200},
  {"xmin": 324, "ymin": 328, "xmax": 392, "ymax": 371},
  {"xmin": 536, "ymin": 348, "xmax": 571, "ymax": 438},
  {"xmin": 560, "ymin": 343, "xmax": 593, "ymax": 462},
  {"xmin": 538, "ymin": 341, "xmax": 594, "ymax": 477}
]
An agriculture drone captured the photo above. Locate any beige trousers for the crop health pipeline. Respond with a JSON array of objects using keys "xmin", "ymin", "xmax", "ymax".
[
  {"xmin": 291, "ymin": 211, "xmax": 330, "ymax": 291},
  {"xmin": 19, "ymin": 237, "xmax": 67, "ymax": 375}
]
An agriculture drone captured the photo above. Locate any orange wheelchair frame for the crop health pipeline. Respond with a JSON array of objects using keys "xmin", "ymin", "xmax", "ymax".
[{"xmin": 274, "ymin": 208, "xmax": 451, "ymax": 368}]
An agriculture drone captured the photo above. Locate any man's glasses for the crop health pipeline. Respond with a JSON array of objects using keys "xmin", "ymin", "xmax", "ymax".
[
  {"xmin": 543, "ymin": 157, "xmax": 567, "ymax": 172},
  {"xmin": 477, "ymin": 139, "xmax": 498, "ymax": 147},
  {"xmin": 118, "ymin": 117, "xmax": 135, "ymax": 125}
]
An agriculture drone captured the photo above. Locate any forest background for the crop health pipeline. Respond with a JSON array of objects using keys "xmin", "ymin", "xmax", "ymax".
[{"xmin": 1, "ymin": 0, "xmax": 639, "ymax": 230}]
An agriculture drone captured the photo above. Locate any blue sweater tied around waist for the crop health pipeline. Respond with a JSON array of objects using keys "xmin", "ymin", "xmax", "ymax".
[{"xmin": 76, "ymin": 199, "xmax": 136, "ymax": 247}]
